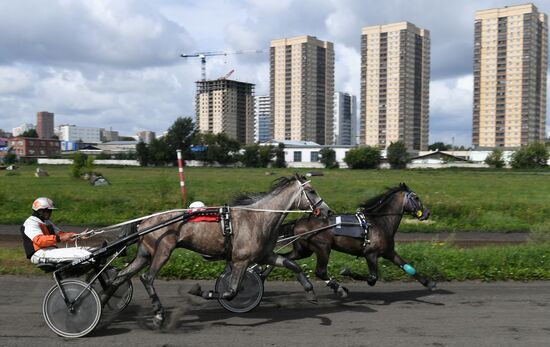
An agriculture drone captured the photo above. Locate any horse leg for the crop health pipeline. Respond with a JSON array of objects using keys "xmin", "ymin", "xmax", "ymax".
[
  {"xmin": 139, "ymin": 242, "xmax": 177, "ymax": 328},
  {"xmin": 339, "ymin": 252, "xmax": 379, "ymax": 286},
  {"xmin": 221, "ymin": 260, "xmax": 249, "ymax": 301},
  {"xmin": 384, "ymin": 250, "xmax": 436, "ymax": 291},
  {"xmin": 310, "ymin": 247, "xmax": 349, "ymax": 298},
  {"xmin": 100, "ymin": 243, "xmax": 150, "ymax": 303},
  {"xmin": 262, "ymin": 253, "xmax": 317, "ymax": 303}
]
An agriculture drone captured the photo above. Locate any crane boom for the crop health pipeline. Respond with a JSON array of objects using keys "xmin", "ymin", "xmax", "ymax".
[{"xmin": 180, "ymin": 49, "xmax": 268, "ymax": 80}]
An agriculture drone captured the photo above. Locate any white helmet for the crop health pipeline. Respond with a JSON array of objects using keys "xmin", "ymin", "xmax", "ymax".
[
  {"xmin": 32, "ymin": 197, "xmax": 57, "ymax": 211},
  {"xmin": 189, "ymin": 201, "xmax": 205, "ymax": 209}
]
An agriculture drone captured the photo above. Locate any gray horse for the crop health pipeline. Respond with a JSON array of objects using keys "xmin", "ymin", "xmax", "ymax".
[{"xmin": 103, "ymin": 174, "xmax": 331, "ymax": 326}]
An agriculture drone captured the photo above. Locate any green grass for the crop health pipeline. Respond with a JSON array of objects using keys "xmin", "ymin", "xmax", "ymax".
[
  {"xmin": 3, "ymin": 242, "xmax": 550, "ymax": 281},
  {"xmin": 1, "ymin": 165, "xmax": 550, "ymax": 232}
]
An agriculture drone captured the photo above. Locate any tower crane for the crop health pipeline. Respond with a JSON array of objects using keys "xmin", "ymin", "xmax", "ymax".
[{"xmin": 180, "ymin": 49, "xmax": 267, "ymax": 81}]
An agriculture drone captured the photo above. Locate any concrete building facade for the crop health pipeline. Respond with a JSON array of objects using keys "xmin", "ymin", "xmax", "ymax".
[
  {"xmin": 254, "ymin": 95, "xmax": 272, "ymax": 143},
  {"xmin": 12, "ymin": 123, "xmax": 35, "ymax": 137},
  {"xmin": 55, "ymin": 124, "xmax": 101, "ymax": 143},
  {"xmin": 137, "ymin": 130, "xmax": 156, "ymax": 144},
  {"xmin": 473, "ymin": 4, "xmax": 548, "ymax": 148},
  {"xmin": 36, "ymin": 111, "xmax": 54, "ymax": 139},
  {"xmin": 270, "ymin": 35, "xmax": 335, "ymax": 145},
  {"xmin": 196, "ymin": 78, "xmax": 255, "ymax": 144},
  {"xmin": 360, "ymin": 22, "xmax": 430, "ymax": 151},
  {"xmin": 333, "ymin": 92, "xmax": 357, "ymax": 145}
]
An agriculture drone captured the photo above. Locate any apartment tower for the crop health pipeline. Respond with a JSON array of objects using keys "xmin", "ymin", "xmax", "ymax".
[
  {"xmin": 360, "ymin": 22, "xmax": 430, "ymax": 151},
  {"xmin": 36, "ymin": 111, "xmax": 54, "ymax": 139},
  {"xmin": 473, "ymin": 4, "xmax": 547, "ymax": 148},
  {"xmin": 333, "ymin": 92, "xmax": 357, "ymax": 145},
  {"xmin": 254, "ymin": 95, "xmax": 272, "ymax": 143},
  {"xmin": 195, "ymin": 78, "xmax": 255, "ymax": 144},
  {"xmin": 270, "ymin": 35, "xmax": 335, "ymax": 145}
]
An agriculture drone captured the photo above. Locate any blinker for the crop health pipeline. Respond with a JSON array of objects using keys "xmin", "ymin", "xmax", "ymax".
[{"xmin": 416, "ymin": 210, "xmax": 423, "ymax": 218}]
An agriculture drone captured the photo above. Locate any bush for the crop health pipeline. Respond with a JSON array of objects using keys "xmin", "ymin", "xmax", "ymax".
[
  {"xmin": 344, "ymin": 146, "xmax": 381, "ymax": 169},
  {"xmin": 510, "ymin": 142, "xmax": 549, "ymax": 169},
  {"xmin": 387, "ymin": 141, "xmax": 409, "ymax": 169},
  {"xmin": 485, "ymin": 149, "xmax": 505, "ymax": 168},
  {"xmin": 69, "ymin": 152, "xmax": 86, "ymax": 178},
  {"xmin": 320, "ymin": 148, "xmax": 339, "ymax": 169}
]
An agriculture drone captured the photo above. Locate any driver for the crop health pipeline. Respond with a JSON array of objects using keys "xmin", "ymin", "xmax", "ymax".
[{"xmin": 21, "ymin": 197, "xmax": 92, "ymax": 264}]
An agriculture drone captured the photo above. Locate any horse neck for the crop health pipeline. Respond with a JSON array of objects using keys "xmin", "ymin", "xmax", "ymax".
[
  {"xmin": 368, "ymin": 192, "xmax": 405, "ymax": 236},
  {"xmin": 249, "ymin": 181, "xmax": 301, "ymax": 227}
]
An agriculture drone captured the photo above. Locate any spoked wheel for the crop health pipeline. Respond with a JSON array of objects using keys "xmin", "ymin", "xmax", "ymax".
[
  {"xmin": 43, "ymin": 279, "xmax": 102, "ymax": 338},
  {"xmin": 89, "ymin": 267, "xmax": 133, "ymax": 314},
  {"xmin": 215, "ymin": 267, "xmax": 264, "ymax": 313}
]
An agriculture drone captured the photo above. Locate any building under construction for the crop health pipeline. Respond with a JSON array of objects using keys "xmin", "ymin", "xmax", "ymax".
[{"xmin": 196, "ymin": 78, "xmax": 255, "ymax": 144}]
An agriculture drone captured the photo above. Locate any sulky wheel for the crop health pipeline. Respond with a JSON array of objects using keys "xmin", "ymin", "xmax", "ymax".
[
  {"xmin": 215, "ymin": 267, "xmax": 264, "ymax": 313},
  {"xmin": 43, "ymin": 279, "xmax": 102, "ymax": 338},
  {"xmin": 89, "ymin": 267, "xmax": 133, "ymax": 314}
]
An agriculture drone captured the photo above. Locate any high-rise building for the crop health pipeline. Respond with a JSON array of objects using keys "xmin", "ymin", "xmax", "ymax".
[
  {"xmin": 137, "ymin": 131, "xmax": 156, "ymax": 144},
  {"xmin": 473, "ymin": 4, "xmax": 547, "ymax": 148},
  {"xmin": 360, "ymin": 22, "xmax": 430, "ymax": 151},
  {"xmin": 333, "ymin": 92, "xmax": 357, "ymax": 145},
  {"xmin": 270, "ymin": 35, "xmax": 335, "ymax": 145},
  {"xmin": 255, "ymin": 95, "xmax": 272, "ymax": 143},
  {"xmin": 195, "ymin": 78, "xmax": 255, "ymax": 144},
  {"xmin": 36, "ymin": 111, "xmax": 54, "ymax": 139},
  {"xmin": 100, "ymin": 128, "xmax": 120, "ymax": 142}
]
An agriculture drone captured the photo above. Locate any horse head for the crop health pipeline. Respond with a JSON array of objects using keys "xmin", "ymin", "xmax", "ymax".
[
  {"xmin": 293, "ymin": 173, "xmax": 331, "ymax": 218},
  {"xmin": 400, "ymin": 183, "xmax": 430, "ymax": 221}
]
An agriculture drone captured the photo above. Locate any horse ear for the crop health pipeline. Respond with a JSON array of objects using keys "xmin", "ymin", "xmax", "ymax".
[{"xmin": 400, "ymin": 182, "xmax": 409, "ymax": 190}]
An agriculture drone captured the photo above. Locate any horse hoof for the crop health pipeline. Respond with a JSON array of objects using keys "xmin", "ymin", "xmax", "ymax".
[
  {"xmin": 339, "ymin": 268, "xmax": 352, "ymax": 277},
  {"xmin": 426, "ymin": 282, "xmax": 437, "ymax": 291},
  {"xmin": 152, "ymin": 313, "xmax": 164, "ymax": 329},
  {"xmin": 305, "ymin": 290, "xmax": 318, "ymax": 304},
  {"xmin": 222, "ymin": 290, "xmax": 237, "ymax": 301},
  {"xmin": 337, "ymin": 286, "xmax": 349, "ymax": 298},
  {"xmin": 188, "ymin": 283, "xmax": 203, "ymax": 297}
]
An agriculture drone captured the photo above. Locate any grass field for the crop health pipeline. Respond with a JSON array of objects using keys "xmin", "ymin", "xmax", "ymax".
[
  {"xmin": 1, "ymin": 164, "xmax": 550, "ymax": 232},
  {"xmin": 2, "ymin": 243, "xmax": 549, "ymax": 281}
]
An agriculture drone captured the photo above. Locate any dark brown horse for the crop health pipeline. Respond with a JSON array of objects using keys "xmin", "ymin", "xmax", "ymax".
[
  {"xmin": 279, "ymin": 183, "xmax": 434, "ymax": 297},
  {"xmin": 104, "ymin": 174, "xmax": 330, "ymax": 326}
]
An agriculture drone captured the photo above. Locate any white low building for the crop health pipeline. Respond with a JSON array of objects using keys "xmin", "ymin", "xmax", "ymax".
[{"xmin": 55, "ymin": 125, "xmax": 101, "ymax": 143}]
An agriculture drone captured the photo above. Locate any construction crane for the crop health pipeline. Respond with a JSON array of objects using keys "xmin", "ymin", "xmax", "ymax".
[{"xmin": 180, "ymin": 49, "xmax": 267, "ymax": 81}]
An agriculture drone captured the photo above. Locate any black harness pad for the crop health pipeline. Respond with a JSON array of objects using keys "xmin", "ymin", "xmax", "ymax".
[{"xmin": 331, "ymin": 215, "xmax": 366, "ymax": 239}]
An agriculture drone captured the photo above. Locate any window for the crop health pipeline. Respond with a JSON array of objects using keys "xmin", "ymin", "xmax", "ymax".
[
  {"xmin": 293, "ymin": 151, "xmax": 302, "ymax": 162},
  {"xmin": 310, "ymin": 151, "xmax": 319, "ymax": 162}
]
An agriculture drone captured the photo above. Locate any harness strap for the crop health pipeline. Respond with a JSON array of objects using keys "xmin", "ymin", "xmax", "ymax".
[{"xmin": 219, "ymin": 205, "xmax": 233, "ymax": 261}]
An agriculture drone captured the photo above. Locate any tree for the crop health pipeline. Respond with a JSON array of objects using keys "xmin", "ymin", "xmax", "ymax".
[
  {"xmin": 344, "ymin": 146, "xmax": 381, "ymax": 169},
  {"xmin": 258, "ymin": 145, "xmax": 275, "ymax": 167},
  {"xmin": 164, "ymin": 117, "xmax": 197, "ymax": 163},
  {"xmin": 510, "ymin": 143, "xmax": 549, "ymax": 169},
  {"xmin": 85, "ymin": 155, "xmax": 94, "ymax": 173},
  {"xmin": 387, "ymin": 141, "xmax": 409, "ymax": 169},
  {"xmin": 20, "ymin": 129, "xmax": 38, "ymax": 138},
  {"xmin": 273, "ymin": 143, "xmax": 287, "ymax": 168},
  {"xmin": 192, "ymin": 132, "xmax": 240, "ymax": 164},
  {"xmin": 3, "ymin": 150, "xmax": 17, "ymax": 164},
  {"xmin": 148, "ymin": 138, "xmax": 171, "ymax": 166},
  {"xmin": 319, "ymin": 148, "xmax": 339, "ymax": 169},
  {"xmin": 136, "ymin": 141, "xmax": 150, "ymax": 166},
  {"xmin": 241, "ymin": 144, "xmax": 260, "ymax": 167},
  {"xmin": 485, "ymin": 149, "xmax": 505, "ymax": 168},
  {"xmin": 428, "ymin": 142, "xmax": 451, "ymax": 151}
]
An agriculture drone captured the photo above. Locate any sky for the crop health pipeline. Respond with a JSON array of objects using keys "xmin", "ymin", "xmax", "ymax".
[{"xmin": 0, "ymin": 0, "xmax": 549, "ymax": 147}]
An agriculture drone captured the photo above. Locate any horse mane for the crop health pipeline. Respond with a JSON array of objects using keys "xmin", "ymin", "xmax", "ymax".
[
  {"xmin": 359, "ymin": 183, "xmax": 409, "ymax": 213},
  {"xmin": 229, "ymin": 175, "xmax": 303, "ymax": 206}
]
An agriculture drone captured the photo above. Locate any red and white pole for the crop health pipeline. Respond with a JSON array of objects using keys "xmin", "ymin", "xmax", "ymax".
[{"xmin": 176, "ymin": 149, "xmax": 186, "ymax": 207}]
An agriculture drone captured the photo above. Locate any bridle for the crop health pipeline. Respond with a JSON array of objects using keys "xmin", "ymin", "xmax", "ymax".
[
  {"xmin": 363, "ymin": 189, "xmax": 424, "ymax": 219},
  {"xmin": 403, "ymin": 191, "xmax": 425, "ymax": 219},
  {"xmin": 298, "ymin": 179, "xmax": 325, "ymax": 217}
]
